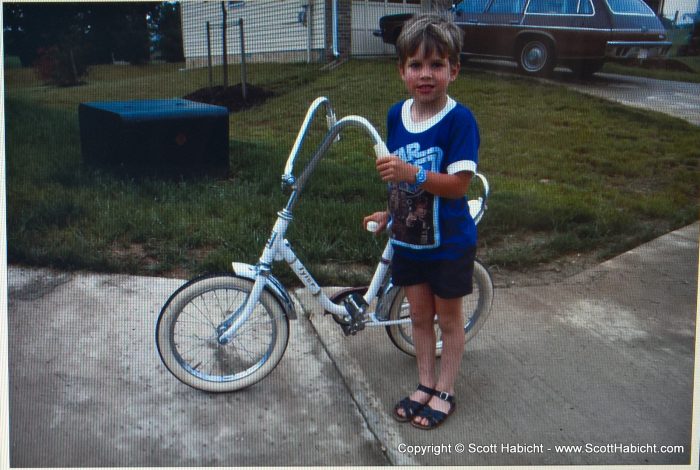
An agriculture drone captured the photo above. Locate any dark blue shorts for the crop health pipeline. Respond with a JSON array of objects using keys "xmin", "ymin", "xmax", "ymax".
[{"xmin": 391, "ymin": 247, "xmax": 476, "ymax": 299}]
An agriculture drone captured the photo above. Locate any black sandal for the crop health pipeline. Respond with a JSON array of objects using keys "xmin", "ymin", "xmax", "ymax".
[
  {"xmin": 411, "ymin": 390, "xmax": 456, "ymax": 430},
  {"xmin": 392, "ymin": 384, "xmax": 437, "ymax": 423}
]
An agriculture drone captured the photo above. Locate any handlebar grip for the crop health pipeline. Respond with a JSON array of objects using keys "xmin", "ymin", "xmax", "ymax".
[{"xmin": 373, "ymin": 142, "xmax": 390, "ymax": 159}]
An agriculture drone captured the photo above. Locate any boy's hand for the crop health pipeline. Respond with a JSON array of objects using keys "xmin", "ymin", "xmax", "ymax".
[
  {"xmin": 376, "ymin": 156, "xmax": 416, "ymax": 184},
  {"xmin": 363, "ymin": 211, "xmax": 389, "ymax": 234}
]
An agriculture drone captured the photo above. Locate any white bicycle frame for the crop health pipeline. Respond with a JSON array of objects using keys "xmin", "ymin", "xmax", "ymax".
[{"xmin": 217, "ymin": 97, "xmax": 489, "ymax": 345}]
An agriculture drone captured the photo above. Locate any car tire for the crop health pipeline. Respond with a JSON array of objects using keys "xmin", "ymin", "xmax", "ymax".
[{"xmin": 517, "ymin": 38, "xmax": 555, "ymax": 77}]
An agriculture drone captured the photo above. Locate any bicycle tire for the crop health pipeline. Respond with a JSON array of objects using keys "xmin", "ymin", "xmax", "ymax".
[
  {"xmin": 385, "ymin": 259, "xmax": 494, "ymax": 357},
  {"xmin": 156, "ymin": 273, "xmax": 290, "ymax": 392}
]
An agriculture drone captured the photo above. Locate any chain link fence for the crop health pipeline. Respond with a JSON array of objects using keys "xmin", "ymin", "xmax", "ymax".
[{"xmin": 181, "ymin": 1, "xmax": 328, "ymax": 68}]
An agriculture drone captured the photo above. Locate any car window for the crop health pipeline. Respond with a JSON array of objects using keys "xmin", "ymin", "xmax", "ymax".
[
  {"xmin": 604, "ymin": 0, "xmax": 655, "ymax": 15},
  {"xmin": 526, "ymin": 0, "xmax": 594, "ymax": 14},
  {"xmin": 453, "ymin": 0, "xmax": 491, "ymax": 13},
  {"xmin": 487, "ymin": 0, "xmax": 526, "ymax": 14},
  {"xmin": 578, "ymin": 0, "xmax": 594, "ymax": 13}
]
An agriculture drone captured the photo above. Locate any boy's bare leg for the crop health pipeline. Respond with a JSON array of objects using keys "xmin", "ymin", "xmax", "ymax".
[
  {"xmin": 395, "ymin": 283, "xmax": 437, "ymax": 418},
  {"xmin": 414, "ymin": 295, "xmax": 465, "ymax": 426}
]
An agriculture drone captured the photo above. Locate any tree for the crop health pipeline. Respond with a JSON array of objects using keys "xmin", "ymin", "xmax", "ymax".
[
  {"xmin": 82, "ymin": 2, "xmax": 158, "ymax": 65},
  {"xmin": 3, "ymin": 3, "xmax": 88, "ymax": 66},
  {"xmin": 2, "ymin": 2, "xmax": 159, "ymax": 66},
  {"xmin": 150, "ymin": 2, "xmax": 184, "ymax": 62}
]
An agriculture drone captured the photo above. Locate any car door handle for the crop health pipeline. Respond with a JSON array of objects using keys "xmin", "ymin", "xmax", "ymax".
[
  {"xmin": 467, "ymin": 19, "xmax": 478, "ymax": 24},
  {"xmin": 509, "ymin": 20, "xmax": 520, "ymax": 25}
]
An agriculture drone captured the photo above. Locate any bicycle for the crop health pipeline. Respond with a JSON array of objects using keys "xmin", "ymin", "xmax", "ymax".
[{"xmin": 156, "ymin": 97, "xmax": 494, "ymax": 392}]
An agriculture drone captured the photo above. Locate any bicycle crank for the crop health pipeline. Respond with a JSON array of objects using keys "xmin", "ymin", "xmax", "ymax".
[{"xmin": 326, "ymin": 287, "xmax": 369, "ymax": 336}]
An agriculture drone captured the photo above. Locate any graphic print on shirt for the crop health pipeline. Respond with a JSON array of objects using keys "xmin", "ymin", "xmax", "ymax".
[{"xmin": 389, "ymin": 143, "xmax": 442, "ymax": 250}]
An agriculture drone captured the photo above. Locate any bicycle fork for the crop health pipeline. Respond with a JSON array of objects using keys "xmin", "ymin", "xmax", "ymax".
[{"xmin": 216, "ymin": 212, "xmax": 293, "ymax": 345}]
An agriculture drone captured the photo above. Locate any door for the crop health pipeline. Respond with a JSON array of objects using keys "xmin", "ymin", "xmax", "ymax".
[
  {"xmin": 462, "ymin": 0, "xmax": 527, "ymax": 57},
  {"xmin": 351, "ymin": 0, "xmax": 423, "ymax": 56}
]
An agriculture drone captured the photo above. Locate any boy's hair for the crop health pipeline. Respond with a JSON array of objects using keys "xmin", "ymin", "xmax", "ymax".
[{"xmin": 396, "ymin": 14, "xmax": 463, "ymax": 66}]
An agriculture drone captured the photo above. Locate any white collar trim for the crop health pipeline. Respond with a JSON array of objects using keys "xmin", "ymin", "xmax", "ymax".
[{"xmin": 401, "ymin": 97, "xmax": 456, "ymax": 134}]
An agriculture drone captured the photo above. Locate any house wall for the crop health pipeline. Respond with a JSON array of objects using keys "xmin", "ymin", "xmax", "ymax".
[
  {"xmin": 181, "ymin": 0, "xmax": 440, "ymax": 67},
  {"xmin": 181, "ymin": 0, "xmax": 327, "ymax": 67}
]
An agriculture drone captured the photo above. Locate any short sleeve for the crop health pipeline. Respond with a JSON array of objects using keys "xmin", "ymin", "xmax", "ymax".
[{"xmin": 444, "ymin": 106, "xmax": 479, "ymax": 175}]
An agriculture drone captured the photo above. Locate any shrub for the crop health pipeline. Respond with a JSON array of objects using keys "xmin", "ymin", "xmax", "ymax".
[{"xmin": 33, "ymin": 45, "xmax": 88, "ymax": 86}]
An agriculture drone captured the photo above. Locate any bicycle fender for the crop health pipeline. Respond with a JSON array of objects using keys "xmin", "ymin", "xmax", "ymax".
[{"xmin": 231, "ymin": 262, "xmax": 298, "ymax": 320}]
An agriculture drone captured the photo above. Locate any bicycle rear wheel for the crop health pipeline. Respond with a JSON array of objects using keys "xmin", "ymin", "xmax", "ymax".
[
  {"xmin": 156, "ymin": 273, "xmax": 289, "ymax": 392},
  {"xmin": 385, "ymin": 259, "xmax": 493, "ymax": 357}
]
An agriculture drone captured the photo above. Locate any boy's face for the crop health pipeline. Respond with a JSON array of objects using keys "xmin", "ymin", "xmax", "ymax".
[{"xmin": 399, "ymin": 45, "xmax": 460, "ymax": 111}]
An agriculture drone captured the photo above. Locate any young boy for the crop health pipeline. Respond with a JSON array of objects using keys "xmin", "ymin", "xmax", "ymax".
[{"xmin": 363, "ymin": 13, "xmax": 479, "ymax": 430}]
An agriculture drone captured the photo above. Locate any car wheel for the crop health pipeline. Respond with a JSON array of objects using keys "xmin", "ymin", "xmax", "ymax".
[{"xmin": 517, "ymin": 39, "xmax": 555, "ymax": 77}]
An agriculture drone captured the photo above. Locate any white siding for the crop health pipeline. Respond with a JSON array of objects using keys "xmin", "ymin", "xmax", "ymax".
[
  {"xmin": 351, "ymin": 0, "xmax": 424, "ymax": 56},
  {"xmin": 181, "ymin": 0, "xmax": 435, "ymax": 64},
  {"xmin": 182, "ymin": 0, "xmax": 326, "ymax": 66}
]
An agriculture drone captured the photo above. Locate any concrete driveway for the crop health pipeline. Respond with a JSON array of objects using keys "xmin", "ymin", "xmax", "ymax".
[
  {"xmin": 557, "ymin": 72, "xmax": 700, "ymax": 126},
  {"xmin": 6, "ymin": 224, "xmax": 697, "ymax": 467}
]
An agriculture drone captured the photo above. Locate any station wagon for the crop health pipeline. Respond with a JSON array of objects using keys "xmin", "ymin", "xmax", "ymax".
[{"xmin": 377, "ymin": 0, "xmax": 672, "ymax": 77}]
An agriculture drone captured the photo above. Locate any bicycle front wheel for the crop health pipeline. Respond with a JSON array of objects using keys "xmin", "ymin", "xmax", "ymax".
[
  {"xmin": 156, "ymin": 273, "xmax": 290, "ymax": 392},
  {"xmin": 385, "ymin": 259, "xmax": 494, "ymax": 357}
]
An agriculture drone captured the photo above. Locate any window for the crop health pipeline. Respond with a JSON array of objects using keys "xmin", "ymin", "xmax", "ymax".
[
  {"xmin": 526, "ymin": 0, "xmax": 594, "ymax": 14},
  {"xmin": 605, "ymin": 0, "xmax": 655, "ymax": 15},
  {"xmin": 454, "ymin": 0, "xmax": 491, "ymax": 13},
  {"xmin": 528, "ymin": 0, "xmax": 564, "ymax": 13},
  {"xmin": 578, "ymin": 0, "xmax": 593, "ymax": 14},
  {"xmin": 487, "ymin": 0, "xmax": 526, "ymax": 14}
]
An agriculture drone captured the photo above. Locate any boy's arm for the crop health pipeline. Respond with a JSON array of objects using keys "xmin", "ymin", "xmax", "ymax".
[
  {"xmin": 421, "ymin": 170, "xmax": 472, "ymax": 199},
  {"xmin": 376, "ymin": 156, "xmax": 472, "ymax": 199}
]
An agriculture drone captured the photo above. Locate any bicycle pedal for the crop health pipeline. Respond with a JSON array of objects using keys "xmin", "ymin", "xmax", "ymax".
[
  {"xmin": 338, "ymin": 293, "xmax": 368, "ymax": 336},
  {"xmin": 343, "ymin": 293, "xmax": 368, "ymax": 319},
  {"xmin": 339, "ymin": 320, "xmax": 365, "ymax": 336}
]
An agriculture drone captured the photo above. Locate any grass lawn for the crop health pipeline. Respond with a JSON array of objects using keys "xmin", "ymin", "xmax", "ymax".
[{"xmin": 4, "ymin": 59, "xmax": 699, "ymax": 286}]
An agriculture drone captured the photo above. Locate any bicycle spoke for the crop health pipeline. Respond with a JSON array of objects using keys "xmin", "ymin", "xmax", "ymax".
[{"xmin": 172, "ymin": 290, "xmax": 277, "ymax": 376}]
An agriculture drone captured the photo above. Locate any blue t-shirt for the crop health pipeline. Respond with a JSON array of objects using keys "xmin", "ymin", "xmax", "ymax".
[{"xmin": 386, "ymin": 97, "xmax": 480, "ymax": 260}]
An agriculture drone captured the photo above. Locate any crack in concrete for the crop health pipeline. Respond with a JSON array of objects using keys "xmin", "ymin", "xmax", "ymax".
[{"xmin": 8, "ymin": 270, "xmax": 72, "ymax": 301}]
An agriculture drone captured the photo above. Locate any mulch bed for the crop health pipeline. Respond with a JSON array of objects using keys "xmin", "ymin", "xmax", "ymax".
[{"xmin": 183, "ymin": 83, "xmax": 274, "ymax": 112}]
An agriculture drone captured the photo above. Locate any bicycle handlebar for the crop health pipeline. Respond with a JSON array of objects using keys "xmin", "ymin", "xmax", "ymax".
[
  {"xmin": 282, "ymin": 97, "xmax": 337, "ymax": 187},
  {"xmin": 293, "ymin": 115, "xmax": 388, "ymax": 192},
  {"xmin": 282, "ymin": 99, "xmax": 390, "ymax": 190}
]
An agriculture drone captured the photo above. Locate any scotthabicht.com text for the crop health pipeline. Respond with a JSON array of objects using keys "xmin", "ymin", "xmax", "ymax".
[{"xmin": 396, "ymin": 442, "xmax": 685, "ymax": 457}]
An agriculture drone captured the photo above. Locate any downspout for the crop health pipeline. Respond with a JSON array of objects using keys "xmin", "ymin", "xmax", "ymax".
[
  {"xmin": 332, "ymin": 0, "xmax": 340, "ymax": 58},
  {"xmin": 307, "ymin": 3, "xmax": 312, "ymax": 63}
]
